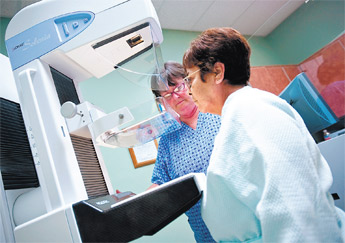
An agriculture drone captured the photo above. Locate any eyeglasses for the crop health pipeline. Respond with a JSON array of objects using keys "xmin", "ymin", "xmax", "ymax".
[
  {"xmin": 183, "ymin": 69, "xmax": 200, "ymax": 88},
  {"xmin": 162, "ymin": 82, "xmax": 186, "ymax": 100}
]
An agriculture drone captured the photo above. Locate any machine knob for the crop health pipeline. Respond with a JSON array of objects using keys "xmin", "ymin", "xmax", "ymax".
[{"xmin": 60, "ymin": 101, "xmax": 83, "ymax": 118}]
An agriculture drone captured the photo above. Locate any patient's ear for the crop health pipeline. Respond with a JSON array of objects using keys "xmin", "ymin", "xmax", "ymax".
[{"xmin": 213, "ymin": 62, "xmax": 225, "ymax": 85}]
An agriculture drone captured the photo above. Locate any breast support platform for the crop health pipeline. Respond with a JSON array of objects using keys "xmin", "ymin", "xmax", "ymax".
[
  {"xmin": 73, "ymin": 173, "xmax": 205, "ymax": 242},
  {"xmin": 13, "ymin": 173, "xmax": 205, "ymax": 242}
]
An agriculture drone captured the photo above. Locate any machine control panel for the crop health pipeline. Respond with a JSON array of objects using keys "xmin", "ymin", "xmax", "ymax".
[
  {"xmin": 6, "ymin": 11, "xmax": 95, "ymax": 70},
  {"xmin": 54, "ymin": 12, "xmax": 92, "ymax": 40},
  {"xmin": 27, "ymin": 125, "xmax": 40, "ymax": 166}
]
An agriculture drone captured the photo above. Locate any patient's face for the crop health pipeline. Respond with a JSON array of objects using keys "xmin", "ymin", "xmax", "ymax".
[{"xmin": 160, "ymin": 78, "xmax": 197, "ymax": 119}]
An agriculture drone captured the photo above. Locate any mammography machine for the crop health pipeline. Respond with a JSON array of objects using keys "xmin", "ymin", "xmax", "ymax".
[{"xmin": 0, "ymin": 0, "xmax": 205, "ymax": 241}]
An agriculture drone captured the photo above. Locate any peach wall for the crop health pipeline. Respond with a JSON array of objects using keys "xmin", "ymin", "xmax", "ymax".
[
  {"xmin": 249, "ymin": 65, "xmax": 300, "ymax": 95},
  {"xmin": 249, "ymin": 34, "xmax": 345, "ymax": 118}
]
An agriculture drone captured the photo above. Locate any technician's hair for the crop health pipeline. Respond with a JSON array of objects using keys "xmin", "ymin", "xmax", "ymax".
[
  {"xmin": 152, "ymin": 61, "xmax": 186, "ymax": 97},
  {"xmin": 183, "ymin": 27, "xmax": 251, "ymax": 86}
]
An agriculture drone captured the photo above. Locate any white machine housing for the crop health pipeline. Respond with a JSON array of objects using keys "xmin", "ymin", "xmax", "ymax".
[{"xmin": 2, "ymin": 0, "xmax": 165, "ymax": 241}]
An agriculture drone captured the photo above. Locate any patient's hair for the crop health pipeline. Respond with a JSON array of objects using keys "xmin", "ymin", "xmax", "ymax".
[{"xmin": 152, "ymin": 61, "xmax": 186, "ymax": 97}]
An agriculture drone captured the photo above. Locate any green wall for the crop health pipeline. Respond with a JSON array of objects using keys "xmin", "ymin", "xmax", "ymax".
[
  {"xmin": 0, "ymin": 18, "xmax": 10, "ymax": 56},
  {"xmin": 266, "ymin": 0, "xmax": 345, "ymax": 65},
  {"xmin": 161, "ymin": 29, "xmax": 200, "ymax": 63},
  {"xmin": 0, "ymin": 1, "xmax": 344, "ymax": 242},
  {"xmin": 247, "ymin": 0, "xmax": 345, "ymax": 66}
]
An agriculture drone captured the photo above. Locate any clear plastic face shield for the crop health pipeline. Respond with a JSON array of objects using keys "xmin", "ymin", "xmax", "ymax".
[
  {"xmin": 86, "ymin": 24, "xmax": 181, "ymax": 148},
  {"xmin": 114, "ymin": 43, "xmax": 169, "ymax": 92}
]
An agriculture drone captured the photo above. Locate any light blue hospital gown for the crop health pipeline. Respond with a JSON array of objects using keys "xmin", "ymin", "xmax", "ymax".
[
  {"xmin": 203, "ymin": 86, "xmax": 345, "ymax": 242},
  {"xmin": 151, "ymin": 112, "xmax": 221, "ymax": 243}
]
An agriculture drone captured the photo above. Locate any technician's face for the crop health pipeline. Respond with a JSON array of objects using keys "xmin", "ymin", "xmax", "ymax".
[
  {"xmin": 160, "ymin": 78, "xmax": 197, "ymax": 119},
  {"xmin": 185, "ymin": 66, "xmax": 217, "ymax": 114}
]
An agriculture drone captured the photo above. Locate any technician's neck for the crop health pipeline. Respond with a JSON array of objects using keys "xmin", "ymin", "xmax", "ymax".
[{"xmin": 180, "ymin": 107, "xmax": 199, "ymax": 130}]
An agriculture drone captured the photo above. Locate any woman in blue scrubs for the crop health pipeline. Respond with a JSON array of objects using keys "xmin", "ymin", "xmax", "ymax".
[{"xmin": 149, "ymin": 61, "xmax": 221, "ymax": 242}]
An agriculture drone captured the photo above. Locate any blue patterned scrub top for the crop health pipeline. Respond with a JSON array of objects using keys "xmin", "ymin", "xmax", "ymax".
[{"xmin": 151, "ymin": 112, "xmax": 221, "ymax": 243}]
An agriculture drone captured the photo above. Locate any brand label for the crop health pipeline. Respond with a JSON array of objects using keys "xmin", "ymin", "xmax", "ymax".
[{"xmin": 96, "ymin": 200, "xmax": 110, "ymax": 205}]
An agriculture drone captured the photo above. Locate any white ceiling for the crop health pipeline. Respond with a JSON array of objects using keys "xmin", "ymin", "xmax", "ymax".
[{"xmin": 0, "ymin": 0, "xmax": 305, "ymax": 37}]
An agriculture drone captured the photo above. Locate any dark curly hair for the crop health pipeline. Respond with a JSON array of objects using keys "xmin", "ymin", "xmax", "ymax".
[{"xmin": 183, "ymin": 27, "xmax": 251, "ymax": 86}]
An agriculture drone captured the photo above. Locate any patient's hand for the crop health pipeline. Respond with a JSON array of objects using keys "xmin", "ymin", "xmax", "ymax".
[{"xmin": 146, "ymin": 183, "xmax": 159, "ymax": 191}]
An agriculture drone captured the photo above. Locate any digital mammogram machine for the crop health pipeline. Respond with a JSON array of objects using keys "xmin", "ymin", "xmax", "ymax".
[{"xmin": 0, "ymin": 0, "xmax": 205, "ymax": 241}]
